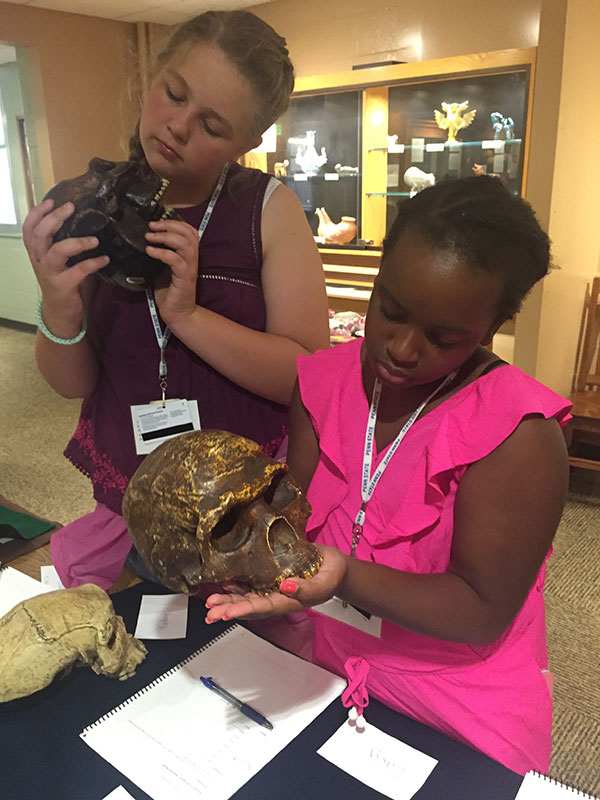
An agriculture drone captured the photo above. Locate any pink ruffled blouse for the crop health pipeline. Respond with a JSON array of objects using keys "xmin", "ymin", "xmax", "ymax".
[{"xmin": 297, "ymin": 338, "xmax": 572, "ymax": 775}]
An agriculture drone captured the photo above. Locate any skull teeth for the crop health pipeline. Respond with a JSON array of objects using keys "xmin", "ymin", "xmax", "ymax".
[
  {"xmin": 302, "ymin": 562, "xmax": 320, "ymax": 579},
  {"xmin": 151, "ymin": 178, "xmax": 169, "ymax": 206}
]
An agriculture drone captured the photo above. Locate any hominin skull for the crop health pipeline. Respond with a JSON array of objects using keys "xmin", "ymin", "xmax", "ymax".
[
  {"xmin": 122, "ymin": 430, "xmax": 322, "ymax": 594},
  {"xmin": 0, "ymin": 583, "xmax": 147, "ymax": 703},
  {"xmin": 44, "ymin": 157, "xmax": 179, "ymax": 291}
]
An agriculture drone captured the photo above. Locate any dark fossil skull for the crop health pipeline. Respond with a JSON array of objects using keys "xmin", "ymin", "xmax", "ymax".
[
  {"xmin": 122, "ymin": 430, "xmax": 322, "ymax": 594},
  {"xmin": 43, "ymin": 157, "xmax": 179, "ymax": 291}
]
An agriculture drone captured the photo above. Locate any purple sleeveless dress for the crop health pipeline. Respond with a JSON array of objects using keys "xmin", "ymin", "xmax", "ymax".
[{"xmin": 64, "ymin": 164, "xmax": 288, "ymax": 516}]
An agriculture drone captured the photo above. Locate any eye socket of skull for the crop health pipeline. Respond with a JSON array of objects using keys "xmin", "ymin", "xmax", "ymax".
[
  {"xmin": 263, "ymin": 473, "xmax": 297, "ymax": 511},
  {"xmin": 105, "ymin": 625, "xmax": 117, "ymax": 650},
  {"xmin": 267, "ymin": 518, "xmax": 298, "ymax": 557},
  {"xmin": 209, "ymin": 504, "xmax": 252, "ymax": 553},
  {"xmin": 98, "ymin": 611, "xmax": 116, "ymax": 647}
]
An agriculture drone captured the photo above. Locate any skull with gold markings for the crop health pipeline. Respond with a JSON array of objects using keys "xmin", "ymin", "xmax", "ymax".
[{"xmin": 122, "ymin": 430, "xmax": 322, "ymax": 594}]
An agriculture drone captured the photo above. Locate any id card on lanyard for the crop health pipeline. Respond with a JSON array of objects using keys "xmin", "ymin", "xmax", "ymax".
[
  {"xmin": 312, "ymin": 596, "xmax": 383, "ymax": 638},
  {"xmin": 335, "ymin": 367, "xmax": 459, "ymax": 620},
  {"xmin": 130, "ymin": 164, "xmax": 229, "ymax": 455},
  {"xmin": 130, "ymin": 398, "xmax": 200, "ymax": 456}
]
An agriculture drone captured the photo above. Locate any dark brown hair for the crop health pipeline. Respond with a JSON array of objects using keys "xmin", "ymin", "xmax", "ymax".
[{"xmin": 382, "ymin": 176, "xmax": 551, "ymax": 318}]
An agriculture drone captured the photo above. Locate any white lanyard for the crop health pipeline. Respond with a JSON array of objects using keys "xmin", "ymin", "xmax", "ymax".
[
  {"xmin": 351, "ymin": 368, "xmax": 459, "ymax": 556},
  {"xmin": 145, "ymin": 163, "xmax": 229, "ymax": 404}
]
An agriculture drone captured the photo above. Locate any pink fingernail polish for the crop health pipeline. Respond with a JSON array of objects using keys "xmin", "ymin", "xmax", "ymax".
[{"xmin": 280, "ymin": 579, "xmax": 297, "ymax": 594}]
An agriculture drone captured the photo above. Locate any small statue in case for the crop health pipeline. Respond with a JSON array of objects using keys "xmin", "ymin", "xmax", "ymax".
[{"xmin": 434, "ymin": 100, "xmax": 477, "ymax": 143}]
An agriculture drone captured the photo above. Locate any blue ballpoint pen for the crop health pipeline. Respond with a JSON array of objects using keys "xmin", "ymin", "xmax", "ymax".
[{"xmin": 200, "ymin": 676, "xmax": 274, "ymax": 730}]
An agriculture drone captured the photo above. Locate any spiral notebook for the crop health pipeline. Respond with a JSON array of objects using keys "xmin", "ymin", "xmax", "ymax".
[
  {"xmin": 515, "ymin": 771, "xmax": 598, "ymax": 799},
  {"xmin": 80, "ymin": 624, "xmax": 346, "ymax": 800}
]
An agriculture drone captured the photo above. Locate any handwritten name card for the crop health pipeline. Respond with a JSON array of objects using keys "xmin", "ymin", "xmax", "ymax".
[
  {"xmin": 134, "ymin": 594, "xmax": 188, "ymax": 639},
  {"xmin": 317, "ymin": 717, "xmax": 438, "ymax": 800}
]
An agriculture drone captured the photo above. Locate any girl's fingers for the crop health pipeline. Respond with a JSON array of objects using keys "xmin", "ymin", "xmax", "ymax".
[
  {"xmin": 145, "ymin": 245, "xmax": 197, "ymax": 282},
  {"xmin": 21, "ymin": 198, "xmax": 55, "ymax": 240},
  {"xmin": 66, "ymin": 254, "xmax": 110, "ymax": 283},
  {"xmin": 144, "ymin": 244, "xmax": 182, "ymax": 268},
  {"xmin": 205, "ymin": 593, "xmax": 254, "ymax": 623},
  {"xmin": 146, "ymin": 239, "xmax": 192, "ymax": 263},
  {"xmin": 205, "ymin": 599, "xmax": 259, "ymax": 623},
  {"xmin": 205, "ymin": 592, "xmax": 243, "ymax": 609},
  {"xmin": 147, "ymin": 218, "xmax": 193, "ymax": 234},
  {"xmin": 45, "ymin": 237, "xmax": 101, "ymax": 273},
  {"xmin": 145, "ymin": 220, "xmax": 198, "ymax": 283},
  {"xmin": 28, "ymin": 201, "xmax": 75, "ymax": 246},
  {"xmin": 146, "ymin": 230, "xmax": 197, "ymax": 257},
  {"xmin": 204, "ymin": 589, "xmax": 301, "ymax": 623},
  {"xmin": 146, "ymin": 220, "xmax": 198, "ymax": 250},
  {"xmin": 24, "ymin": 202, "xmax": 78, "ymax": 266}
]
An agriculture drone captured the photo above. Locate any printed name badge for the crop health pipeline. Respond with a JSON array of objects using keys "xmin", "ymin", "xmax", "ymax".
[
  {"xmin": 312, "ymin": 596, "xmax": 382, "ymax": 638},
  {"xmin": 131, "ymin": 399, "xmax": 201, "ymax": 455}
]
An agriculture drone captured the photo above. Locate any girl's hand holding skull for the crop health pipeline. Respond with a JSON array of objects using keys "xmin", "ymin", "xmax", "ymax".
[
  {"xmin": 145, "ymin": 218, "xmax": 201, "ymax": 327},
  {"xmin": 23, "ymin": 199, "xmax": 109, "ymax": 336},
  {"xmin": 204, "ymin": 544, "xmax": 350, "ymax": 623}
]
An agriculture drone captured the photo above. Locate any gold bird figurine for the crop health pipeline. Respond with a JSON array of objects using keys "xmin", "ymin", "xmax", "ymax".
[{"xmin": 434, "ymin": 100, "xmax": 477, "ymax": 143}]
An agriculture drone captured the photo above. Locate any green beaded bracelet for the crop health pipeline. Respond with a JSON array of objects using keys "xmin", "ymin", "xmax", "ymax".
[{"xmin": 35, "ymin": 298, "xmax": 87, "ymax": 345}]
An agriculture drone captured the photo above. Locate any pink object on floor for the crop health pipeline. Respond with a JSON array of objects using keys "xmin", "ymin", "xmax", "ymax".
[{"xmin": 50, "ymin": 503, "xmax": 131, "ymax": 590}]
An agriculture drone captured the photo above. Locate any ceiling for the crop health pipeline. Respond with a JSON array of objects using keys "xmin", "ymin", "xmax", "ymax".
[{"xmin": 5, "ymin": 0, "xmax": 274, "ymax": 26}]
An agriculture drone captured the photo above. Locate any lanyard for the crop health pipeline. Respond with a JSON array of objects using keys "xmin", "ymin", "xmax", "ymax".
[
  {"xmin": 145, "ymin": 163, "xmax": 229, "ymax": 405},
  {"xmin": 350, "ymin": 368, "xmax": 459, "ymax": 557}
]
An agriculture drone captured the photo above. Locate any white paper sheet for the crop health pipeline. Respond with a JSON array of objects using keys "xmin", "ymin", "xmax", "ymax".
[
  {"xmin": 318, "ymin": 718, "xmax": 438, "ymax": 800},
  {"xmin": 134, "ymin": 593, "xmax": 189, "ymax": 639},
  {"xmin": 40, "ymin": 564, "xmax": 65, "ymax": 590},
  {"xmin": 101, "ymin": 788, "xmax": 136, "ymax": 800},
  {"xmin": 81, "ymin": 626, "xmax": 345, "ymax": 800},
  {"xmin": 313, "ymin": 595, "xmax": 382, "ymax": 637},
  {"xmin": 514, "ymin": 771, "xmax": 596, "ymax": 798},
  {"xmin": 0, "ymin": 565, "xmax": 54, "ymax": 618}
]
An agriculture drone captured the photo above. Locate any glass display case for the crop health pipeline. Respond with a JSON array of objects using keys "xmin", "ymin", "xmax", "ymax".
[
  {"xmin": 381, "ymin": 70, "xmax": 529, "ymax": 237},
  {"xmin": 243, "ymin": 48, "xmax": 535, "ymax": 313},
  {"xmin": 252, "ymin": 91, "xmax": 364, "ymax": 247}
]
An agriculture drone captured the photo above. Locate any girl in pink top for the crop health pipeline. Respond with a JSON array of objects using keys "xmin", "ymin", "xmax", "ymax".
[{"xmin": 206, "ymin": 175, "xmax": 571, "ymax": 775}]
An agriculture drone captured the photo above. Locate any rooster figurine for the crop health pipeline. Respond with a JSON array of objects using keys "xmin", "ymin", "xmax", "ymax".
[
  {"xmin": 434, "ymin": 100, "xmax": 477, "ymax": 143},
  {"xmin": 315, "ymin": 207, "xmax": 357, "ymax": 245}
]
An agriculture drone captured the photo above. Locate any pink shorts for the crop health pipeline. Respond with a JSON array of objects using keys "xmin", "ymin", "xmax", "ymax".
[{"xmin": 50, "ymin": 503, "xmax": 132, "ymax": 590}]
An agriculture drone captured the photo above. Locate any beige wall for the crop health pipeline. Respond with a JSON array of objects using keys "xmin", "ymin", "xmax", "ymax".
[
  {"xmin": 514, "ymin": 0, "xmax": 600, "ymax": 395},
  {"xmin": 252, "ymin": 0, "xmax": 541, "ymax": 76},
  {"xmin": 512, "ymin": 0, "xmax": 568, "ymax": 378},
  {"xmin": 0, "ymin": 2, "xmax": 137, "ymax": 189},
  {"xmin": 533, "ymin": 0, "xmax": 600, "ymax": 394}
]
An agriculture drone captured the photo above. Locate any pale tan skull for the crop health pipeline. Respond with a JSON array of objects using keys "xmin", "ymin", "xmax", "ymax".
[
  {"xmin": 0, "ymin": 583, "xmax": 147, "ymax": 703},
  {"xmin": 122, "ymin": 430, "xmax": 322, "ymax": 594}
]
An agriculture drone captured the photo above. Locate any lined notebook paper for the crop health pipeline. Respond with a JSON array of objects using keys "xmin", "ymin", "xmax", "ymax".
[
  {"xmin": 515, "ymin": 771, "xmax": 598, "ymax": 799},
  {"xmin": 81, "ymin": 625, "xmax": 346, "ymax": 800}
]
